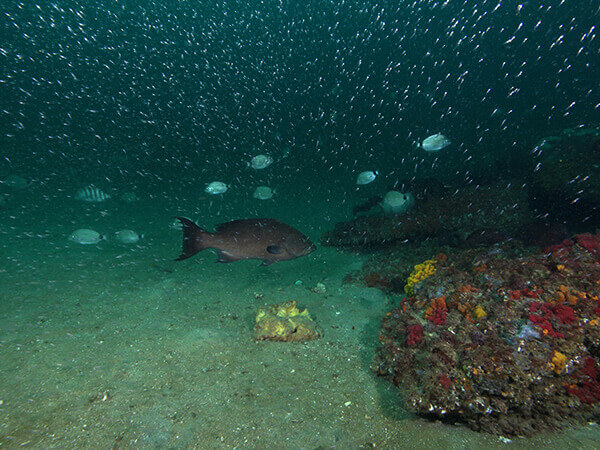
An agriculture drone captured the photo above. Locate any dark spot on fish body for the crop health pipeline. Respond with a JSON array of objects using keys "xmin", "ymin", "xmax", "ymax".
[{"xmin": 267, "ymin": 245, "xmax": 282, "ymax": 254}]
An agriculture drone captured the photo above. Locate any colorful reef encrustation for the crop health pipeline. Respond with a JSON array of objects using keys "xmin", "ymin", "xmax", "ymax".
[
  {"xmin": 254, "ymin": 300, "xmax": 321, "ymax": 342},
  {"xmin": 373, "ymin": 232, "xmax": 600, "ymax": 436}
]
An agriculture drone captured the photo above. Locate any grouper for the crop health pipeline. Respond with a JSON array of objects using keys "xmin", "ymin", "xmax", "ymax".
[{"xmin": 175, "ymin": 217, "xmax": 316, "ymax": 266}]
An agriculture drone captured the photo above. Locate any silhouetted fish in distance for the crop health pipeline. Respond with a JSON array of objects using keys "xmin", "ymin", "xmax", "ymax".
[{"xmin": 175, "ymin": 217, "xmax": 316, "ymax": 266}]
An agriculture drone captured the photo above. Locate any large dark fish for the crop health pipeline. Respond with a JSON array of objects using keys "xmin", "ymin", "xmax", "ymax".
[{"xmin": 175, "ymin": 217, "xmax": 316, "ymax": 266}]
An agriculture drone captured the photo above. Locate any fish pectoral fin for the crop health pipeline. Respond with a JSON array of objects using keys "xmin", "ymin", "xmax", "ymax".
[
  {"xmin": 216, "ymin": 251, "xmax": 238, "ymax": 263},
  {"xmin": 261, "ymin": 259, "xmax": 277, "ymax": 266},
  {"xmin": 266, "ymin": 245, "xmax": 283, "ymax": 254}
]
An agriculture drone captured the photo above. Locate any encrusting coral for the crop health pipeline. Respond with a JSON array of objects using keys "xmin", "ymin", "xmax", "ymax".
[
  {"xmin": 254, "ymin": 300, "xmax": 321, "ymax": 342},
  {"xmin": 374, "ymin": 232, "xmax": 600, "ymax": 436},
  {"xmin": 404, "ymin": 258, "xmax": 437, "ymax": 296}
]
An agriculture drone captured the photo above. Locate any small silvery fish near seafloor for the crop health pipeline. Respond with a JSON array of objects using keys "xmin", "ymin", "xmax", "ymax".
[
  {"xmin": 250, "ymin": 154, "xmax": 273, "ymax": 170},
  {"xmin": 253, "ymin": 186, "xmax": 275, "ymax": 200},
  {"xmin": 114, "ymin": 229, "xmax": 143, "ymax": 244},
  {"xmin": 381, "ymin": 191, "xmax": 415, "ymax": 215},
  {"xmin": 120, "ymin": 192, "xmax": 139, "ymax": 203},
  {"xmin": 74, "ymin": 185, "xmax": 111, "ymax": 202},
  {"xmin": 2, "ymin": 174, "xmax": 32, "ymax": 189},
  {"xmin": 356, "ymin": 171, "xmax": 378, "ymax": 185},
  {"xmin": 205, "ymin": 181, "xmax": 228, "ymax": 195},
  {"xmin": 68, "ymin": 229, "xmax": 105, "ymax": 244},
  {"xmin": 421, "ymin": 133, "xmax": 451, "ymax": 152}
]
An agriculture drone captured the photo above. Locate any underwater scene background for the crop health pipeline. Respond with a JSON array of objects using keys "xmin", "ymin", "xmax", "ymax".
[{"xmin": 1, "ymin": 0, "xmax": 600, "ymax": 447}]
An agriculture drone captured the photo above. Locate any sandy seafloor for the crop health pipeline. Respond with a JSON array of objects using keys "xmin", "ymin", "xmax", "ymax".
[{"xmin": 2, "ymin": 185, "xmax": 600, "ymax": 449}]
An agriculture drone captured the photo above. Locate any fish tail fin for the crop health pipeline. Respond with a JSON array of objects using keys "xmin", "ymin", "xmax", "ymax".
[{"xmin": 175, "ymin": 217, "xmax": 208, "ymax": 261}]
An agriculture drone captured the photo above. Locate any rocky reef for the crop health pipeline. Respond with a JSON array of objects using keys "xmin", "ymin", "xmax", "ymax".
[
  {"xmin": 373, "ymin": 233, "xmax": 600, "ymax": 436},
  {"xmin": 322, "ymin": 182, "xmax": 532, "ymax": 249},
  {"xmin": 324, "ymin": 127, "xmax": 600, "ymax": 252}
]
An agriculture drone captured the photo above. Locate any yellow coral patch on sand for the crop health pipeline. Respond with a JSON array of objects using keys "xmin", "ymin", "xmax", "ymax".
[{"xmin": 254, "ymin": 300, "xmax": 320, "ymax": 342}]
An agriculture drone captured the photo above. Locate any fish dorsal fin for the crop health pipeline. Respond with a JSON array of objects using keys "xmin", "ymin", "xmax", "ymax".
[
  {"xmin": 214, "ymin": 220, "xmax": 249, "ymax": 233},
  {"xmin": 266, "ymin": 245, "xmax": 283, "ymax": 254}
]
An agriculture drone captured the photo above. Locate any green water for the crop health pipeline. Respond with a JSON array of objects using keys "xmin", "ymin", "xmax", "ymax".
[{"xmin": 1, "ymin": 0, "xmax": 599, "ymax": 447}]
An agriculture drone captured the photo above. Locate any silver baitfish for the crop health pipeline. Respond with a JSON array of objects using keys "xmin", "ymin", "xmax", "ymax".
[
  {"xmin": 249, "ymin": 154, "xmax": 273, "ymax": 170},
  {"xmin": 68, "ymin": 229, "xmax": 106, "ymax": 244},
  {"xmin": 253, "ymin": 186, "xmax": 275, "ymax": 200},
  {"xmin": 205, "ymin": 181, "xmax": 228, "ymax": 195},
  {"xmin": 114, "ymin": 229, "xmax": 143, "ymax": 244},
  {"xmin": 75, "ymin": 185, "xmax": 111, "ymax": 202},
  {"xmin": 120, "ymin": 192, "xmax": 139, "ymax": 203},
  {"xmin": 421, "ymin": 133, "xmax": 451, "ymax": 152},
  {"xmin": 2, "ymin": 174, "xmax": 32, "ymax": 189},
  {"xmin": 356, "ymin": 170, "xmax": 378, "ymax": 185}
]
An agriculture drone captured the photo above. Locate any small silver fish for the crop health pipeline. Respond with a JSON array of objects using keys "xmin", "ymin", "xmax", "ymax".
[
  {"xmin": 75, "ymin": 185, "xmax": 111, "ymax": 202},
  {"xmin": 69, "ymin": 229, "xmax": 105, "ymax": 244},
  {"xmin": 3, "ymin": 174, "xmax": 31, "ymax": 189},
  {"xmin": 205, "ymin": 181, "xmax": 228, "ymax": 195},
  {"xmin": 253, "ymin": 186, "xmax": 275, "ymax": 200},
  {"xmin": 421, "ymin": 133, "xmax": 451, "ymax": 152},
  {"xmin": 356, "ymin": 171, "xmax": 378, "ymax": 185},
  {"xmin": 250, "ymin": 154, "xmax": 273, "ymax": 170},
  {"xmin": 120, "ymin": 192, "xmax": 139, "ymax": 203},
  {"xmin": 114, "ymin": 229, "xmax": 143, "ymax": 244},
  {"xmin": 381, "ymin": 191, "xmax": 415, "ymax": 215}
]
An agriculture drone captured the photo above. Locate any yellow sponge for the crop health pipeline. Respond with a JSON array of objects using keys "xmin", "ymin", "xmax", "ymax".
[{"xmin": 254, "ymin": 300, "xmax": 320, "ymax": 342}]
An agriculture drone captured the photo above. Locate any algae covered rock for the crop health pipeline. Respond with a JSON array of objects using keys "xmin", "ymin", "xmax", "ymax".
[
  {"xmin": 374, "ymin": 234, "xmax": 600, "ymax": 436},
  {"xmin": 322, "ymin": 182, "xmax": 531, "ymax": 249},
  {"xmin": 254, "ymin": 300, "xmax": 321, "ymax": 342}
]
